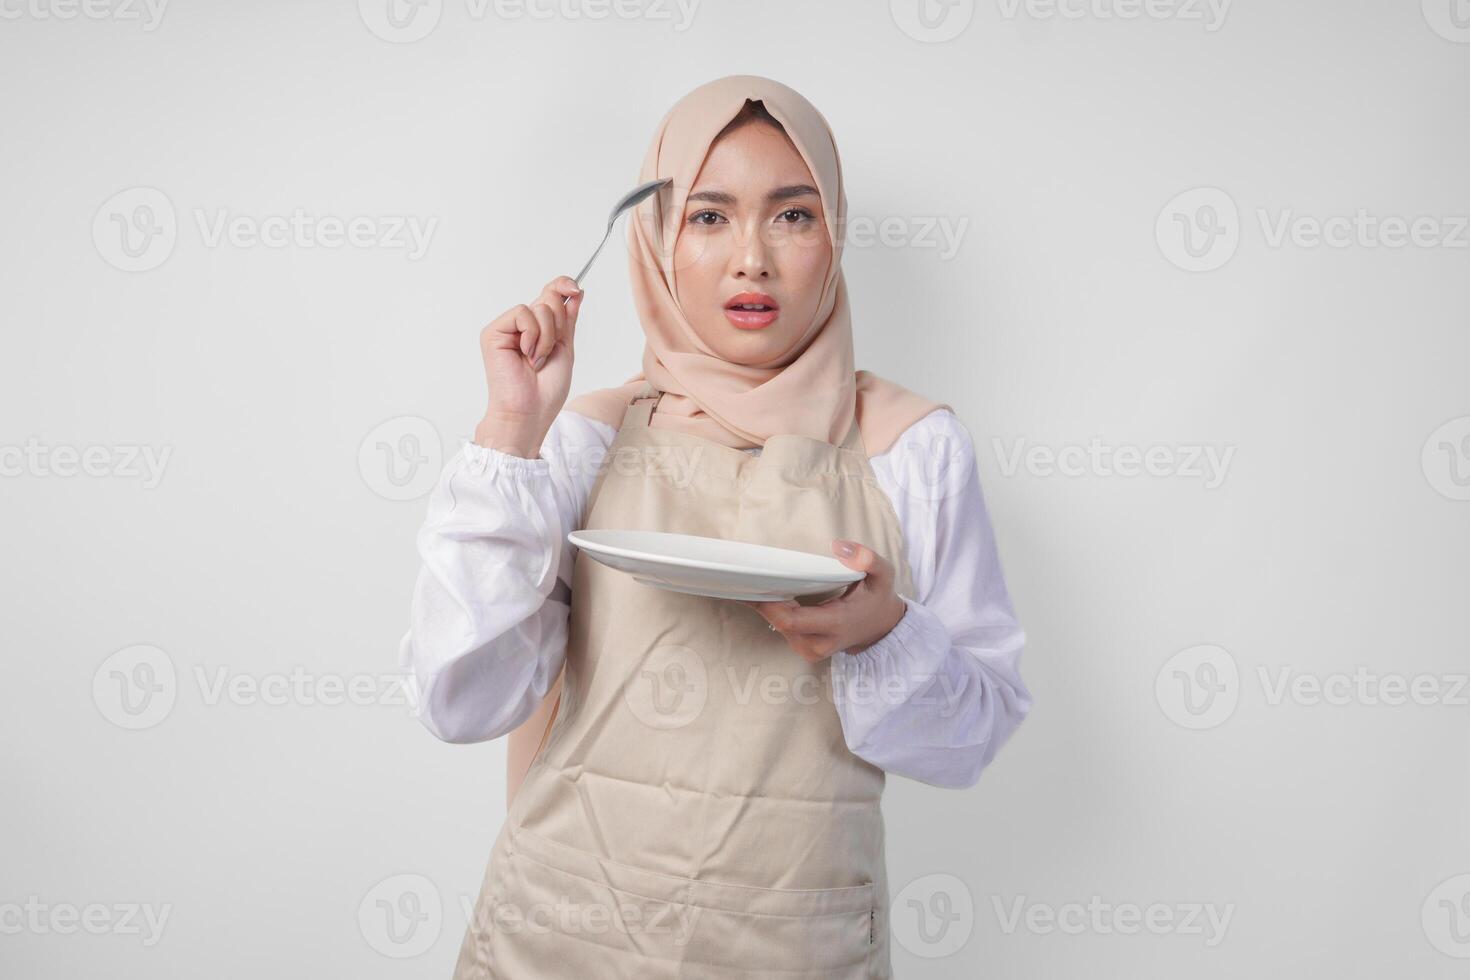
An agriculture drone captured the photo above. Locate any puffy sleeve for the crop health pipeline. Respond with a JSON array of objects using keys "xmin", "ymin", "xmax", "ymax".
[
  {"xmin": 828, "ymin": 409, "xmax": 1033, "ymax": 788},
  {"xmin": 397, "ymin": 410, "xmax": 614, "ymax": 743}
]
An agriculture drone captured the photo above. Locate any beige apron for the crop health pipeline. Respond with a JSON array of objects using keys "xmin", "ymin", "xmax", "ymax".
[{"xmin": 454, "ymin": 383, "xmax": 915, "ymax": 979}]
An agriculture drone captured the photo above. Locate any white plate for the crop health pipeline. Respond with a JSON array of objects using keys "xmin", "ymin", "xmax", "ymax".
[{"xmin": 567, "ymin": 529, "xmax": 864, "ymax": 601}]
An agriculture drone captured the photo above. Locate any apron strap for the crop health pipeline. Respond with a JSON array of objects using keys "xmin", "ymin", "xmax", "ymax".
[
  {"xmin": 621, "ymin": 386, "xmax": 864, "ymax": 454},
  {"xmin": 620, "ymin": 382, "xmax": 661, "ymax": 430}
]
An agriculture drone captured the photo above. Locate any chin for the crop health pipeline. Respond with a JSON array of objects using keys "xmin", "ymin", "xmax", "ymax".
[
  {"xmin": 696, "ymin": 319, "xmax": 806, "ymax": 366},
  {"xmin": 710, "ymin": 335, "xmax": 796, "ymax": 366}
]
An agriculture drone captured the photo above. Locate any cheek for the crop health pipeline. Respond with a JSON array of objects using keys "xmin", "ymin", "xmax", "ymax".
[
  {"xmin": 783, "ymin": 238, "xmax": 832, "ymax": 300},
  {"xmin": 672, "ymin": 232, "xmax": 722, "ymax": 306}
]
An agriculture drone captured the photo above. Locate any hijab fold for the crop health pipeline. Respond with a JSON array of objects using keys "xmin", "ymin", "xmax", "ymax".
[{"xmin": 567, "ymin": 74, "xmax": 948, "ymax": 457}]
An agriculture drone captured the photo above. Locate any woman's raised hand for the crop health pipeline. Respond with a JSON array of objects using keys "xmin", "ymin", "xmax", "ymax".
[{"xmin": 473, "ymin": 275, "xmax": 585, "ymax": 458}]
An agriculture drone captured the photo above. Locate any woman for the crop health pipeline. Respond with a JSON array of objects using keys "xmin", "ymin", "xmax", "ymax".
[{"xmin": 400, "ymin": 75, "xmax": 1032, "ymax": 979}]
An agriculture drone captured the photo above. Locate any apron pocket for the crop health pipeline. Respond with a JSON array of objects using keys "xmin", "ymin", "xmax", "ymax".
[{"xmin": 498, "ymin": 823, "xmax": 875, "ymax": 977}]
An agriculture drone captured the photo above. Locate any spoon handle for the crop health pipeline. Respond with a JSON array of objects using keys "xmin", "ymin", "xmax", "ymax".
[
  {"xmin": 561, "ymin": 178, "xmax": 670, "ymax": 304},
  {"xmin": 569, "ymin": 224, "xmax": 613, "ymax": 292}
]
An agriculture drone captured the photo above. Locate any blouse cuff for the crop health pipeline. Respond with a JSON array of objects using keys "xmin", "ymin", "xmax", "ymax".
[
  {"xmin": 830, "ymin": 596, "xmax": 953, "ymax": 700},
  {"xmin": 460, "ymin": 440, "xmax": 551, "ymax": 478}
]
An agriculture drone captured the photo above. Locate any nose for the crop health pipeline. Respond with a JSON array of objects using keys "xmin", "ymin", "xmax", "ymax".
[{"xmin": 729, "ymin": 219, "xmax": 771, "ymax": 280}]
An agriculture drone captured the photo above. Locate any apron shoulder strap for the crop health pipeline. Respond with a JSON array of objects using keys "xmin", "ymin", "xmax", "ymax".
[
  {"xmin": 620, "ymin": 382, "xmax": 661, "ymax": 430},
  {"xmin": 583, "ymin": 384, "xmax": 660, "ymax": 524}
]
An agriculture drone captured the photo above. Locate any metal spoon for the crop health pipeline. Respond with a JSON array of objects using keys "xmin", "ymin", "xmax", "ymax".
[{"xmin": 564, "ymin": 177, "xmax": 671, "ymax": 300}]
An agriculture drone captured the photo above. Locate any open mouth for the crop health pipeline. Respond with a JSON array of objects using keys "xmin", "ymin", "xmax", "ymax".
[{"xmin": 724, "ymin": 293, "xmax": 780, "ymax": 330}]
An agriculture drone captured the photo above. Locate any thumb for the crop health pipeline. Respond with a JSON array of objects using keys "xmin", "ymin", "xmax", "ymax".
[
  {"xmin": 832, "ymin": 538, "xmax": 874, "ymax": 570},
  {"xmin": 564, "ymin": 290, "xmax": 584, "ymax": 339},
  {"xmin": 832, "ymin": 539, "xmax": 891, "ymax": 588},
  {"xmin": 565, "ymin": 288, "xmax": 584, "ymax": 317}
]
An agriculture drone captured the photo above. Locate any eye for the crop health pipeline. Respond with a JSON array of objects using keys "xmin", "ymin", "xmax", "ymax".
[
  {"xmin": 776, "ymin": 207, "xmax": 816, "ymax": 224},
  {"xmin": 687, "ymin": 209, "xmax": 726, "ymax": 226}
]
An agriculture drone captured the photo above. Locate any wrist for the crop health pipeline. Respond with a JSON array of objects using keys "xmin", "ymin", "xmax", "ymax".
[
  {"xmin": 474, "ymin": 412, "xmax": 545, "ymax": 458},
  {"xmin": 849, "ymin": 595, "xmax": 908, "ymax": 654}
]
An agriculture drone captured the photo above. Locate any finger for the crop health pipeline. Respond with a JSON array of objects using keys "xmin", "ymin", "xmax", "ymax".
[
  {"xmin": 803, "ymin": 582, "xmax": 858, "ymax": 607},
  {"xmin": 483, "ymin": 305, "xmax": 529, "ymax": 353},
  {"xmin": 515, "ymin": 308, "xmax": 541, "ymax": 359},
  {"xmin": 541, "ymin": 290, "xmax": 570, "ymax": 337},
  {"xmin": 740, "ymin": 601, "xmax": 844, "ymax": 661},
  {"xmin": 787, "ymin": 603, "xmax": 847, "ymax": 634},
  {"xmin": 765, "ymin": 600, "xmax": 845, "ymax": 636},
  {"xmin": 741, "ymin": 598, "xmax": 791, "ymax": 622},
  {"xmin": 542, "ymin": 278, "xmax": 583, "ymax": 348},
  {"xmin": 544, "ymin": 289, "xmax": 569, "ymax": 336},
  {"xmin": 538, "ymin": 276, "xmax": 582, "ymax": 306},
  {"xmin": 790, "ymin": 633, "xmax": 841, "ymax": 663},
  {"xmin": 528, "ymin": 303, "xmax": 559, "ymax": 364},
  {"xmin": 743, "ymin": 602, "xmax": 814, "ymax": 641}
]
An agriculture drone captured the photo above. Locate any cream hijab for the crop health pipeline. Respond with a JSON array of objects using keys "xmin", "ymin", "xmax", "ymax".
[{"xmin": 566, "ymin": 74, "xmax": 948, "ymax": 456}]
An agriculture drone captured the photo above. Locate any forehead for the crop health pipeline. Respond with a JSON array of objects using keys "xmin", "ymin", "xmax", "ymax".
[{"xmin": 690, "ymin": 122, "xmax": 816, "ymax": 194}]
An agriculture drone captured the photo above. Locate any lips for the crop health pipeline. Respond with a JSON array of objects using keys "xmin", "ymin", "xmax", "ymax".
[{"xmin": 724, "ymin": 292, "xmax": 780, "ymax": 330}]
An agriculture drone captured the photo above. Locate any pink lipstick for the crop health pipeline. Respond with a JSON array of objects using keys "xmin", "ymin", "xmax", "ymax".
[{"xmin": 724, "ymin": 291, "xmax": 781, "ymax": 330}]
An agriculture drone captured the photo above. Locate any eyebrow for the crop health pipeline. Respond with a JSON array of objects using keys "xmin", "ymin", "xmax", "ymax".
[{"xmin": 686, "ymin": 184, "xmax": 820, "ymax": 206}]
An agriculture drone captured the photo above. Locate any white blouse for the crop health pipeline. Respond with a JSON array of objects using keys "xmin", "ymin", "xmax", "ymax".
[{"xmin": 398, "ymin": 406, "xmax": 1032, "ymax": 789}]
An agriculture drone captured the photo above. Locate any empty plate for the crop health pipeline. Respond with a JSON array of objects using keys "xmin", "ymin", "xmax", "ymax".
[{"xmin": 567, "ymin": 529, "xmax": 864, "ymax": 601}]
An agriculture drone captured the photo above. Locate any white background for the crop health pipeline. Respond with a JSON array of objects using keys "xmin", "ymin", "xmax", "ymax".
[{"xmin": 3, "ymin": 0, "xmax": 1468, "ymax": 976}]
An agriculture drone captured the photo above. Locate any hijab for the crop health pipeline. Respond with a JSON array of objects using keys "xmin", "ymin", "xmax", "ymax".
[{"xmin": 566, "ymin": 74, "xmax": 949, "ymax": 456}]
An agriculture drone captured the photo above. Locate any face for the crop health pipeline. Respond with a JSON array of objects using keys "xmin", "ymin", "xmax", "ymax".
[{"xmin": 671, "ymin": 120, "xmax": 833, "ymax": 366}]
